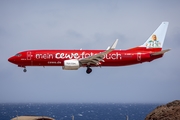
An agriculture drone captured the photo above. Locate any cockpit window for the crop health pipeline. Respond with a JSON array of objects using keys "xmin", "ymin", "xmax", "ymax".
[{"xmin": 15, "ymin": 53, "xmax": 22, "ymax": 57}]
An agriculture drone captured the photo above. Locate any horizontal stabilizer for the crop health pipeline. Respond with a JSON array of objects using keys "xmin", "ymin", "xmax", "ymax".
[{"xmin": 151, "ymin": 49, "xmax": 170, "ymax": 56}]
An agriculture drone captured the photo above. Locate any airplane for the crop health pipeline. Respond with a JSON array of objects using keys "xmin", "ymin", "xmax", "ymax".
[{"xmin": 8, "ymin": 22, "xmax": 170, "ymax": 74}]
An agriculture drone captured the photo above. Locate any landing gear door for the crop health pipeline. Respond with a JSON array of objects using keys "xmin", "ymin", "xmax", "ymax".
[
  {"xmin": 27, "ymin": 52, "xmax": 32, "ymax": 60},
  {"xmin": 137, "ymin": 52, "xmax": 141, "ymax": 61}
]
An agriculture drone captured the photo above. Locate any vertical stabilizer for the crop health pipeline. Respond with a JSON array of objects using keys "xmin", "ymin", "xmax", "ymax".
[{"xmin": 140, "ymin": 22, "xmax": 169, "ymax": 48}]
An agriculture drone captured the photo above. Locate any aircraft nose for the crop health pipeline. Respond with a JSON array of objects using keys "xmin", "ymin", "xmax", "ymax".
[{"xmin": 8, "ymin": 57, "xmax": 14, "ymax": 63}]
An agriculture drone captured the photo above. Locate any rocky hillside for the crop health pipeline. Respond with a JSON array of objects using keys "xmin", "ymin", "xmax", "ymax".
[{"xmin": 145, "ymin": 100, "xmax": 180, "ymax": 120}]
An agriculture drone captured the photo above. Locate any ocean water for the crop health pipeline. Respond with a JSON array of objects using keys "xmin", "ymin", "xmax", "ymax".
[{"xmin": 0, "ymin": 103, "xmax": 159, "ymax": 120}]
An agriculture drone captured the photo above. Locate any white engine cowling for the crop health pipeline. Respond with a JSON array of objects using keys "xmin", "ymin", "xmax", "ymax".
[{"xmin": 62, "ymin": 59, "xmax": 80, "ymax": 70}]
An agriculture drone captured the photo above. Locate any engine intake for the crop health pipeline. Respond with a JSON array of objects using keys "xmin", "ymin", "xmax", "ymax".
[{"xmin": 62, "ymin": 59, "xmax": 80, "ymax": 70}]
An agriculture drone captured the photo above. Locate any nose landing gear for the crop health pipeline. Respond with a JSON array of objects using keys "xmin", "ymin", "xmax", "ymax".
[
  {"xmin": 18, "ymin": 65, "xmax": 27, "ymax": 73},
  {"xmin": 22, "ymin": 66, "xmax": 27, "ymax": 73},
  {"xmin": 23, "ymin": 68, "xmax": 27, "ymax": 72},
  {"xmin": 86, "ymin": 66, "xmax": 92, "ymax": 74}
]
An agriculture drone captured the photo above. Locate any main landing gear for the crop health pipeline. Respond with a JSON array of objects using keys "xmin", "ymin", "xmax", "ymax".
[{"xmin": 86, "ymin": 66, "xmax": 92, "ymax": 74}]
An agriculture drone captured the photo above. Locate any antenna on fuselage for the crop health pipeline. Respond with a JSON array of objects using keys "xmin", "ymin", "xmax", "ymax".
[
  {"xmin": 72, "ymin": 115, "xmax": 74, "ymax": 120},
  {"xmin": 126, "ymin": 115, "xmax": 129, "ymax": 120}
]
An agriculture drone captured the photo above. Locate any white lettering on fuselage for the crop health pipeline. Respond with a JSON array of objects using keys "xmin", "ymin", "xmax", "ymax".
[
  {"xmin": 36, "ymin": 53, "xmax": 53, "ymax": 59},
  {"xmin": 35, "ymin": 52, "xmax": 122, "ymax": 60},
  {"xmin": 55, "ymin": 53, "xmax": 79, "ymax": 59}
]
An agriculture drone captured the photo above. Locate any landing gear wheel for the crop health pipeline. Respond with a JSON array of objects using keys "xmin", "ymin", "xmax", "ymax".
[
  {"xmin": 23, "ymin": 68, "xmax": 27, "ymax": 72},
  {"xmin": 86, "ymin": 67, "xmax": 92, "ymax": 74}
]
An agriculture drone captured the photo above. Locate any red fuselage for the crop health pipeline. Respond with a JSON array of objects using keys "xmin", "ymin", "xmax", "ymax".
[
  {"xmin": 8, "ymin": 22, "xmax": 169, "ymax": 74},
  {"xmin": 8, "ymin": 47, "xmax": 162, "ymax": 68}
]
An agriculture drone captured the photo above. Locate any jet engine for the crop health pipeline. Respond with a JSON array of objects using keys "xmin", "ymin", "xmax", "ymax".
[{"xmin": 62, "ymin": 59, "xmax": 80, "ymax": 70}]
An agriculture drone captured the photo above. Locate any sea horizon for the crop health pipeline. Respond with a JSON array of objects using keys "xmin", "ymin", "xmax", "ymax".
[{"xmin": 0, "ymin": 103, "xmax": 161, "ymax": 120}]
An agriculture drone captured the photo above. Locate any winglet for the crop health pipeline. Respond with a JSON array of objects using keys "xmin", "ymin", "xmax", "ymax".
[
  {"xmin": 106, "ymin": 46, "xmax": 110, "ymax": 50},
  {"xmin": 110, "ymin": 39, "xmax": 118, "ymax": 50}
]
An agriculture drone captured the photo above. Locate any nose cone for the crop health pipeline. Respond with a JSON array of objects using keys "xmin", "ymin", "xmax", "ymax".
[{"xmin": 8, "ymin": 57, "xmax": 14, "ymax": 63}]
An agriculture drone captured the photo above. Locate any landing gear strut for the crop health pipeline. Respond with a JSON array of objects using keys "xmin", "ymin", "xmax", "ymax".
[
  {"xmin": 23, "ymin": 68, "xmax": 27, "ymax": 72},
  {"xmin": 86, "ymin": 66, "xmax": 92, "ymax": 74}
]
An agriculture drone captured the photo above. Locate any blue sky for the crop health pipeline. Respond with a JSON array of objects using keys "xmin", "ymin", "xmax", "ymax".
[{"xmin": 0, "ymin": 0, "xmax": 180, "ymax": 103}]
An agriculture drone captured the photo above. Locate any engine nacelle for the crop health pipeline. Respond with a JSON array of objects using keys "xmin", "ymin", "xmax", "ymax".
[{"xmin": 62, "ymin": 59, "xmax": 80, "ymax": 70}]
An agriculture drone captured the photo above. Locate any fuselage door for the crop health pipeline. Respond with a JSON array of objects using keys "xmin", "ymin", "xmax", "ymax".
[
  {"xmin": 27, "ymin": 52, "xmax": 32, "ymax": 60},
  {"xmin": 137, "ymin": 52, "xmax": 141, "ymax": 61}
]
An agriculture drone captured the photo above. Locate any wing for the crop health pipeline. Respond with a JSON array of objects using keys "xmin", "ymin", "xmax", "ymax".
[{"xmin": 79, "ymin": 39, "xmax": 118, "ymax": 66}]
